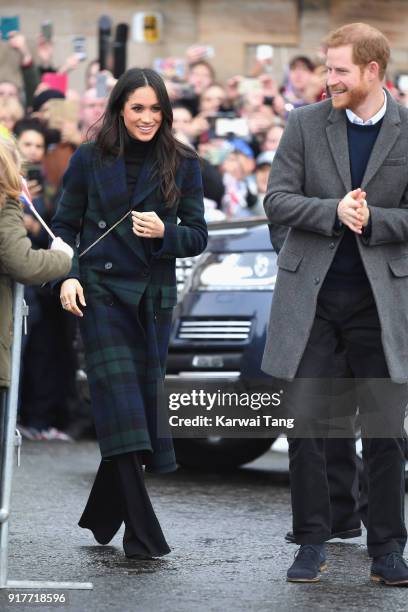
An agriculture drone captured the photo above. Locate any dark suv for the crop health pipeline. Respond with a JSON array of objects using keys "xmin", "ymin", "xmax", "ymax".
[
  {"xmin": 167, "ymin": 218, "xmax": 408, "ymax": 480},
  {"xmin": 166, "ymin": 217, "xmax": 279, "ymax": 470}
]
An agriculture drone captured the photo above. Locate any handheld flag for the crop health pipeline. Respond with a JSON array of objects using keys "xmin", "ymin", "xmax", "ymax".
[{"xmin": 19, "ymin": 177, "xmax": 56, "ymax": 240}]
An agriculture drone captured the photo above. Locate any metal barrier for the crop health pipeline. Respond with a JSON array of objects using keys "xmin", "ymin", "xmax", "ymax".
[{"xmin": 0, "ymin": 282, "xmax": 92, "ymax": 590}]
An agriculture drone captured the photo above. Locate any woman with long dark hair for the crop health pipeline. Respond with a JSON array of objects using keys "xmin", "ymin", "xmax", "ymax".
[{"xmin": 52, "ymin": 68, "xmax": 207, "ymax": 559}]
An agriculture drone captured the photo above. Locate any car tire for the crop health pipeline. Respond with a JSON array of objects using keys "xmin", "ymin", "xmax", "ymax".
[{"xmin": 174, "ymin": 437, "xmax": 276, "ymax": 471}]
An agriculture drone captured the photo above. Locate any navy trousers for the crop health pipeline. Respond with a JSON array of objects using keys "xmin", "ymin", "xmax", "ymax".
[{"xmin": 287, "ymin": 287, "xmax": 407, "ymax": 557}]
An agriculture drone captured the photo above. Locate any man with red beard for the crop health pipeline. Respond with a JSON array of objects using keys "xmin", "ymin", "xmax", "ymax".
[{"xmin": 262, "ymin": 22, "xmax": 408, "ymax": 585}]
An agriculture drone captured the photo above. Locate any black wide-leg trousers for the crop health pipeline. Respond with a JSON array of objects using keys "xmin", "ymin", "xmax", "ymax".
[
  {"xmin": 286, "ymin": 287, "xmax": 407, "ymax": 557},
  {"xmin": 78, "ymin": 452, "xmax": 170, "ymax": 558}
]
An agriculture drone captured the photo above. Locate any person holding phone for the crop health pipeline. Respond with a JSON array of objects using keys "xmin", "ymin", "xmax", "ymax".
[
  {"xmin": 52, "ymin": 68, "xmax": 207, "ymax": 559},
  {"xmin": 14, "ymin": 119, "xmax": 46, "ymax": 235}
]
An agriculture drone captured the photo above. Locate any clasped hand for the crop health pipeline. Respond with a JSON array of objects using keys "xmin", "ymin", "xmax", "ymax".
[
  {"xmin": 337, "ymin": 188, "xmax": 369, "ymax": 235},
  {"xmin": 131, "ymin": 211, "xmax": 164, "ymax": 239}
]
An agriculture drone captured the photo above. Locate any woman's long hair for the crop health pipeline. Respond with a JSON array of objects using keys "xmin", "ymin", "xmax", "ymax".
[
  {"xmin": 0, "ymin": 135, "xmax": 22, "ymax": 210},
  {"xmin": 95, "ymin": 68, "xmax": 196, "ymax": 207}
]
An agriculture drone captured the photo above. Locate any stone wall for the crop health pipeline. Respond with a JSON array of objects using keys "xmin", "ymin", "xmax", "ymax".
[{"xmin": 0, "ymin": 0, "xmax": 406, "ymax": 95}]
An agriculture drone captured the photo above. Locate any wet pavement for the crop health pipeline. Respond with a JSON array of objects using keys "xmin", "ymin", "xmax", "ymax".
[{"xmin": 1, "ymin": 441, "xmax": 408, "ymax": 612}]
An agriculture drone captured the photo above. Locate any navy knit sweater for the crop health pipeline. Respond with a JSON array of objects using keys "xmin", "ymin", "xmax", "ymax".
[{"xmin": 322, "ymin": 117, "xmax": 383, "ymax": 290}]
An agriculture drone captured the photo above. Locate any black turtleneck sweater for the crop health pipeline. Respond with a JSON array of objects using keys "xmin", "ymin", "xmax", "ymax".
[{"xmin": 124, "ymin": 134, "xmax": 153, "ymax": 204}]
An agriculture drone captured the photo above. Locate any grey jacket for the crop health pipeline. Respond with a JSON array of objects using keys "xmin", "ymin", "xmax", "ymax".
[{"xmin": 262, "ymin": 91, "xmax": 408, "ymax": 383}]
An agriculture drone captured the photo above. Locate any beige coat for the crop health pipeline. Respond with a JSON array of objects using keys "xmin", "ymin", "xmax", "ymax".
[{"xmin": 0, "ymin": 198, "xmax": 71, "ymax": 387}]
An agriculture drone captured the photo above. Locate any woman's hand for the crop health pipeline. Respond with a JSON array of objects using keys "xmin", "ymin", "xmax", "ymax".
[
  {"xmin": 27, "ymin": 179, "xmax": 42, "ymax": 199},
  {"xmin": 225, "ymin": 75, "xmax": 243, "ymax": 102},
  {"xmin": 7, "ymin": 31, "xmax": 32, "ymax": 65},
  {"xmin": 131, "ymin": 211, "xmax": 165, "ymax": 239},
  {"xmin": 60, "ymin": 278, "xmax": 86, "ymax": 317}
]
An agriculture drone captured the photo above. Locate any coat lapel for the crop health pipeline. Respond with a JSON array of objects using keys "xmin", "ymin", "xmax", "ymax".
[
  {"xmin": 92, "ymin": 154, "xmax": 159, "ymax": 268},
  {"xmin": 361, "ymin": 92, "xmax": 401, "ymax": 189},
  {"xmin": 326, "ymin": 108, "xmax": 351, "ymax": 192},
  {"xmin": 93, "ymin": 154, "xmax": 129, "ymax": 226}
]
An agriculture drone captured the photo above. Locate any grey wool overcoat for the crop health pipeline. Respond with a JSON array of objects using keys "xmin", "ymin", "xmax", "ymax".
[{"xmin": 262, "ymin": 90, "xmax": 408, "ymax": 383}]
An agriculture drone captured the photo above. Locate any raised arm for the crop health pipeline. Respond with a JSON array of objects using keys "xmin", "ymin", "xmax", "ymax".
[{"xmin": 0, "ymin": 199, "xmax": 71, "ymax": 285}]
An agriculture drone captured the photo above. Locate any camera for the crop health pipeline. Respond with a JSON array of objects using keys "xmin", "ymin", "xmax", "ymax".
[{"xmin": 207, "ymin": 112, "xmax": 249, "ymax": 138}]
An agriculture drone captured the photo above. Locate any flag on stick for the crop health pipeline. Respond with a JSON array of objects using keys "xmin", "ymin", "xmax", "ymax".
[{"xmin": 19, "ymin": 177, "xmax": 56, "ymax": 240}]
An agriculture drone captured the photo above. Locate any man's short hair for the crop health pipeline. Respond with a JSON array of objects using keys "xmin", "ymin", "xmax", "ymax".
[
  {"xmin": 324, "ymin": 22, "xmax": 390, "ymax": 80},
  {"xmin": 289, "ymin": 56, "xmax": 315, "ymax": 72},
  {"xmin": 171, "ymin": 101, "xmax": 193, "ymax": 114},
  {"xmin": 188, "ymin": 60, "xmax": 216, "ymax": 80}
]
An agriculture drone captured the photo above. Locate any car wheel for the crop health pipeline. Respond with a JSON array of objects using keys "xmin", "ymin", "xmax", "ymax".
[{"xmin": 174, "ymin": 437, "xmax": 276, "ymax": 471}]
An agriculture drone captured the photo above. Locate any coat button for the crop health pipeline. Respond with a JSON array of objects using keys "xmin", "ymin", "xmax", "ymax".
[
  {"xmin": 314, "ymin": 277, "xmax": 320, "ymax": 285},
  {"xmin": 329, "ymin": 242, "xmax": 335, "ymax": 249},
  {"xmin": 104, "ymin": 262, "xmax": 113, "ymax": 270},
  {"xmin": 98, "ymin": 220, "xmax": 107, "ymax": 229}
]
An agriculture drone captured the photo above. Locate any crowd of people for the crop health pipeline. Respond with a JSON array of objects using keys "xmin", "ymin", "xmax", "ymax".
[{"xmin": 1, "ymin": 27, "xmax": 408, "ymax": 441}]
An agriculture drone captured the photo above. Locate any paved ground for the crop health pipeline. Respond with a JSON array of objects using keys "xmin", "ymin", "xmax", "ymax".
[{"xmin": 1, "ymin": 441, "xmax": 407, "ymax": 612}]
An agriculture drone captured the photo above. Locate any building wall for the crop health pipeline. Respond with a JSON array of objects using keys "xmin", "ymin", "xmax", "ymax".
[{"xmin": 0, "ymin": 0, "xmax": 406, "ymax": 96}]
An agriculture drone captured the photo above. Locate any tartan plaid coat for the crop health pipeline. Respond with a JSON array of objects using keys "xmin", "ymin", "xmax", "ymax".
[{"xmin": 52, "ymin": 143, "xmax": 207, "ymax": 472}]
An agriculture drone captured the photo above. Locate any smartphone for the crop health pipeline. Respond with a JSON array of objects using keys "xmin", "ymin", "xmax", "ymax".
[
  {"xmin": 96, "ymin": 73, "xmax": 108, "ymax": 98},
  {"xmin": 41, "ymin": 20, "xmax": 53, "ymax": 42},
  {"xmin": 186, "ymin": 44, "xmax": 215, "ymax": 62},
  {"xmin": 256, "ymin": 45, "xmax": 274, "ymax": 62},
  {"xmin": 26, "ymin": 164, "xmax": 43, "ymax": 188},
  {"xmin": 1, "ymin": 16, "xmax": 20, "ymax": 40},
  {"xmin": 200, "ymin": 45, "xmax": 215, "ymax": 60},
  {"xmin": 238, "ymin": 78, "xmax": 263, "ymax": 96},
  {"xmin": 73, "ymin": 35, "xmax": 87, "ymax": 62},
  {"xmin": 153, "ymin": 57, "xmax": 186, "ymax": 80},
  {"xmin": 215, "ymin": 117, "xmax": 249, "ymax": 138}
]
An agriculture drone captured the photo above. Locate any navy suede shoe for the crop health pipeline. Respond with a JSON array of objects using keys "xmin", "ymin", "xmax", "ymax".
[
  {"xmin": 370, "ymin": 552, "xmax": 408, "ymax": 586},
  {"xmin": 287, "ymin": 544, "xmax": 327, "ymax": 583}
]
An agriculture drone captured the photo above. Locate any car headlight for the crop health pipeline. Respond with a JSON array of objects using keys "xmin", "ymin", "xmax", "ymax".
[{"xmin": 190, "ymin": 252, "xmax": 277, "ymax": 291}]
